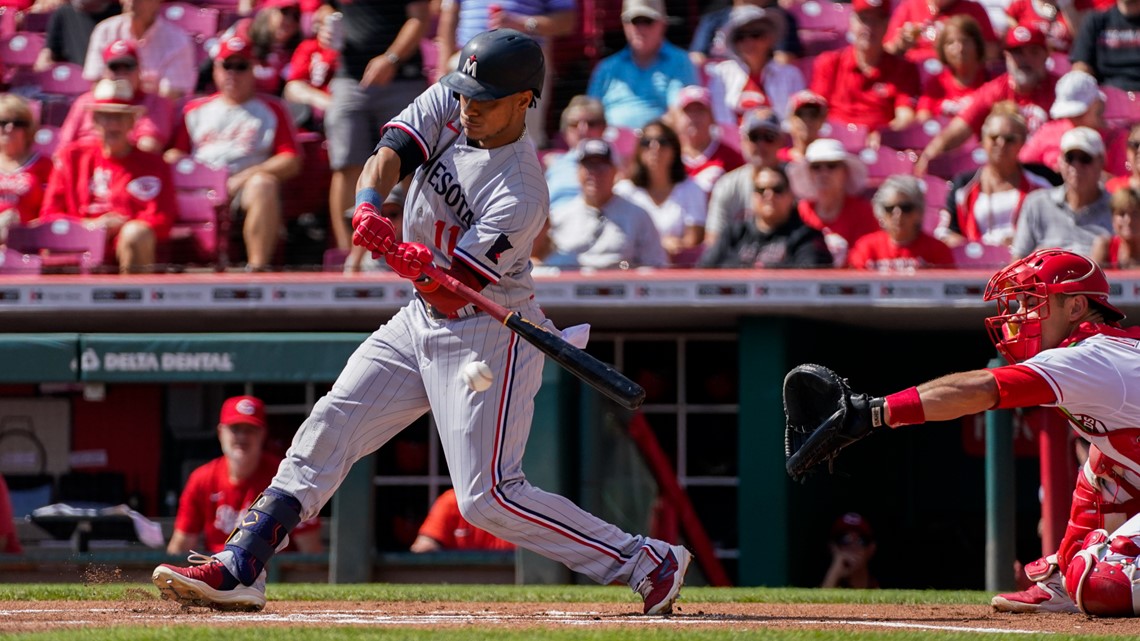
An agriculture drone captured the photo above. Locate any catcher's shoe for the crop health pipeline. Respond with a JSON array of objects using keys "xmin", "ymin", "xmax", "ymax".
[
  {"xmin": 637, "ymin": 545, "xmax": 693, "ymax": 615},
  {"xmin": 152, "ymin": 553, "xmax": 266, "ymax": 612},
  {"xmin": 991, "ymin": 575, "xmax": 1079, "ymax": 614}
]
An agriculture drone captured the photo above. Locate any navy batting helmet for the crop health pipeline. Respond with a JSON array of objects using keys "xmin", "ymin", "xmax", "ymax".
[{"xmin": 441, "ymin": 29, "xmax": 544, "ymax": 104}]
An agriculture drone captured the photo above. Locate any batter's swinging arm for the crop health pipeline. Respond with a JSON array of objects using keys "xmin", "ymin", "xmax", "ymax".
[{"xmin": 420, "ymin": 263, "xmax": 646, "ymax": 410}]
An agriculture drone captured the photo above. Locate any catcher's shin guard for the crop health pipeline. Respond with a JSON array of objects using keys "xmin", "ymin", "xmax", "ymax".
[
  {"xmin": 1066, "ymin": 529, "xmax": 1140, "ymax": 616},
  {"xmin": 224, "ymin": 489, "xmax": 303, "ymax": 585},
  {"xmin": 1058, "ymin": 455, "xmax": 1140, "ymax": 573}
]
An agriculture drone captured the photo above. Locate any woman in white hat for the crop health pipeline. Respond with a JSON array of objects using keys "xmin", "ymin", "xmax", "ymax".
[
  {"xmin": 40, "ymin": 78, "xmax": 176, "ymax": 273},
  {"xmin": 787, "ymin": 138, "xmax": 878, "ymax": 265}
]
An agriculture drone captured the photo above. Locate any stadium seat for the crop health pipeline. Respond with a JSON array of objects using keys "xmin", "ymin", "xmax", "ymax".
[
  {"xmin": 917, "ymin": 58, "xmax": 943, "ymax": 90},
  {"xmin": 880, "ymin": 120, "xmax": 943, "ymax": 151},
  {"xmin": 792, "ymin": 54, "xmax": 816, "ymax": 88},
  {"xmin": 787, "ymin": 0, "xmax": 851, "ymax": 33},
  {"xmin": 162, "ymin": 2, "xmax": 219, "ymax": 41},
  {"xmin": 0, "ymin": 32, "xmax": 45, "ymax": 69},
  {"xmin": 1046, "ymin": 53, "xmax": 1071, "ymax": 76},
  {"xmin": 858, "ymin": 147, "xmax": 917, "ymax": 186},
  {"xmin": 818, "ymin": 120, "xmax": 868, "ymax": 152},
  {"xmin": 0, "ymin": 8, "xmax": 16, "ymax": 39},
  {"xmin": 0, "ymin": 246, "xmax": 42, "ymax": 274},
  {"xmin": 951, "ymin": 241, "xmax": 1011, "ymax": 269},
  {"xmin": 31, "ymin": 125, "xmax": 60, "ymax": 157},
  {"xmin": 925, "ymin": 145, "xmax": 985, "ymax": 179},
  {"xmin": 1103, "ymin": 86, "xmax": 1139, "ymax": 128},
  {"xmin": 169, "ymin": 157, "xmax": 229, "ymax": 267},
  {"xmin": 35, "ymin": 62, "xmax": 90, "ymax": 96},
  {"xmin": 7, "ymin": 219, "xmax": 106, "ymax": 273},
  {"xmin": 170, "ymin": 156, "xmax": 228, "ymax": 206}
]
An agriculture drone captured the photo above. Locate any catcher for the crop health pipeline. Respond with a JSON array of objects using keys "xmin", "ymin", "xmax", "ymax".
[{"xmin": 784, "ymin": 248, "xmax": 1140, "ymax": 616}]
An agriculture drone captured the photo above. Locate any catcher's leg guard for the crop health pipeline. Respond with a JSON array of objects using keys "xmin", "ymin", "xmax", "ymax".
[
  {"xmin": 1057, "ymin": 452, "xmax": 1140, "ymax": 573},
  {"xmin": 1066, "ymin": 528, "xmax": 1140, "ymax": 616},
  {"xmin": 991, "ymin": 554, "xmax": 1079, "ymax": 613},
  {"xmin": 224, "ymin": 489, "xmax": 303, "ymax": 585}
]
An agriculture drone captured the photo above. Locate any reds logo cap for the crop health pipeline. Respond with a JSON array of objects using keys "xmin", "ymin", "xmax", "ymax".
[
  {"xmin": 102, "ymin": 39, "xmax": 139, "ymax": 65},
  {"xmin": 852, "ymin": 0, "xmax": 888, "ymax": 17},
  {"xmin": 220, "ymin": 395, "xmax": 267, "ymax": 430},
  {"xmin": 215, "ymin": 35, "xmax": 255, "ymax": 62},
  {"xmin": 87, "ymin": 78, "xmax": 142, "ymax": 114},
  {"xmin": 1003, "ymin": 24, "xmax": 1047, "ymax": 50}
]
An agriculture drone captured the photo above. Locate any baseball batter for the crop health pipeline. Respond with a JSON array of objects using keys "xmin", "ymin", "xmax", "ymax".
[
  {"xmin": 786, "ymin": 248, "xmax": 1140, "ymax": 616},
  {"xmin": 153, "ymin": 29, "xmax": 691, "ymax": 616}
]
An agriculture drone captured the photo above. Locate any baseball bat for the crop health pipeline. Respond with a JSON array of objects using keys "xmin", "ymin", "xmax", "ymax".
[{"xmin": 419, "ymin": 263, "xmax": 645, "ymax": 410}]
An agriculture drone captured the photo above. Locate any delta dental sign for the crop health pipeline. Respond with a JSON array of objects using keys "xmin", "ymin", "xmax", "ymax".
[{"xmin": 81, "ymin": 348, "xmax": 235, "ymax": 374}]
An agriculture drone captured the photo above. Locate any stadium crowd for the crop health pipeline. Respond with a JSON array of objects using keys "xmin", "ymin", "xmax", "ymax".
[{"xmin": 0, "ymin": 0, "xmax": 1137, "ymax": 273}]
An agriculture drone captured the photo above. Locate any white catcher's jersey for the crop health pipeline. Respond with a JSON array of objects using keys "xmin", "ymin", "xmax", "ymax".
[
  {"xmin": 1022, "ymin": 332, "xmax": 1140, "ymax": 480},
  {"xmin": 386, "ymin": 83, "xmax": 547, "ymax": 308}
]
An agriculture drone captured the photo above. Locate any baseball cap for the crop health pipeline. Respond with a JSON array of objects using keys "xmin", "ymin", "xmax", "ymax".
[
  {"xmin": 676, "ymin": 85, "xmax": 711, "ymax": 110},
  {"xmin": 220, "ymin": 395, "xmax": 267, "ymax": 429},
  {"xmin": 831, "ymin": 512, "xmax": 874, "ymax": 544},
  {"xmin": 788, "ymin": 90, "xmax": 828, "ymax": 115},
  {"xmin": 798, "ymin": 138, "xmax": 869, "ymax": 195},
  {"xmin": 1060, "ymin": 126, "xmax": 1105, "ymax": 157},
  {"xmin": 851, "ymin": 0, "xmax": 890, "ymax": 18},
  {"xmin": 1003, "ymin": 24, "xmax": 1047, "ymax": 50},
  {"xmin": 215, "ymin": 34, "xmax": 255, "ymax": 62},
  {"xmin": 87, "ymin": 78, "xmax": 141, "ymax": 113},
  {"xmin": 575, "ymin": 138, "xmax": 615, "ymax": 163},
  {"xmin": 102, "ymin": 39, "xmax": 138, "ymax": 65},
  {"xmin": 725, "ymin": 5, "xmax": 785, "ymax": 45},
  {"xmin": 742, "ymin": 109, "xmax": 781, "ymax": 135},
  {"xmin": 1050, "ymin": 70, "xmax": 1106, "ymax": 119},
  {"xmin": 621, "ymin": 0, "xmax": 665, "ymax": 22}
]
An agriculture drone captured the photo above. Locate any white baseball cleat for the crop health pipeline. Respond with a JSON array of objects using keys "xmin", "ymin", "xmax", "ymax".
[
  {"xmin": 152, "ymin": 553, "xmax": 266, "ymax": 612},
  {"xmin": 992, "ymin": 577, "xmax": 1079, "ymax": 613}
]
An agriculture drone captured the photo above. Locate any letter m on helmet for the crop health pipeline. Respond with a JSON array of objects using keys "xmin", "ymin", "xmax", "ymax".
[{"xmin": 462, "ymin": 54, "xmax": 478, "ymax": 78}]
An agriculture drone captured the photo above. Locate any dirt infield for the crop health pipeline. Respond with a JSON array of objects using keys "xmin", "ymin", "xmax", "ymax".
[{"xmin": 4, "ymin": 598, "xmax": 1140, "ymax": 634}]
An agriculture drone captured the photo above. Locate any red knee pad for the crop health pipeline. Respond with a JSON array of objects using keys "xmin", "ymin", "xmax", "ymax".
[
  {"xmin": 1111, "ymin": 536, "xmax": 1140, "ymax": 557},
  {"xmin": 1058, "ymin": 473, "xmax": 1107, "ymax": 572},
  {"xmin": 1066, "ymin": 549, "xmax": 1138, "ymax": 617}
]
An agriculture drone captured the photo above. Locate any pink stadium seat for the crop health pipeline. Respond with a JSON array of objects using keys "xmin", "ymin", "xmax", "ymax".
[
  {"xmin": 322, "ymin": 247, "xmax": 348, "ymax": 272},
  {"xmin": 168, "ymin": 192, "xmax": 220, "ymax": 264},
  {"xmin": 792, "ymin": 55, "xmax": 815, "ymax": 88},
  {"xmin": 951, "ymin": 242, "xmax": 1011, "ymax": 269},
  {"xmin": 170, "ymin": 157, "xmax": 228, "ymax": 206},
  {"xmin": 799, "ymin": 31, "xmax": 846, "ymax": 56},
  {"xmin": 31, "ymin": 125, "xmax": 60, "ymax": 158},
  {"xmin": 1046, "ymin": 53, "xmax": 1071, "ymax": 76},
  {"xmin": 162, "ymin": 2, "xmax": 219, "ymax": 41},
  {"xmin": 880, "ymin": 120, "xmax": 943, "ymax": 151},
  {"xmin": 36, "ymin": 62, "xmax": 90, "ymax": 96},
  {"xmin": 859, "ymin": 147, "xmax": 917, "ymax": 185},
  {"xmin": 922, "ymin": 175, "xmax": 952, "ymax": 233},
  {"xmin": 0, "ymin": 246, "xmax": 42, "ymax": 274},
  {"xmin": 1103, "ymin": 86, "xmax": 1139, "ymax": 128},
  {"xmin": 925, "ymin": 145, "xmax": 985, "ymax": 179},
  {"xmin": 787, "ymin": 0, "xmax": 851, "ymax": 33},
  {"xmin": 0, "ymin": 32, "xmax": 45, "ymax": 69},
  {"xmin": 818, "ymin": 121, "xmax": 869, "ymax": 152},
  {"xmin": 0, "ymin": 8, "xmax": 16, "ymax": 39},
  {"xmin": 6, "ymin": 219, "xmax": 106, "ymax": 273}
]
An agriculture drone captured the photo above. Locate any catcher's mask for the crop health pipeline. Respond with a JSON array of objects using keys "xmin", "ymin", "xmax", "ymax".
[{"xmin": 983, "ymin": 248, "xmax": 1124, "ymax": 363}]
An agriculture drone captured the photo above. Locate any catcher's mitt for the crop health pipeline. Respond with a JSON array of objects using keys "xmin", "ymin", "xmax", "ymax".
[{"xmin": 783, "ymin": 364, "xmax": 885, "ymax": 482}]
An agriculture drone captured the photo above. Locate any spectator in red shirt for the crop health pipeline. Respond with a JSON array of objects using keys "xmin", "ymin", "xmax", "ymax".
[
  {"xmin": 787, "ymin": 138, "xmax": 878, "ymax": 266},
  {"xmin": 0, "ymin": 94, "xmax": 52, "ymax": 244},
  {"xmin": 1006, "ymin": 0, "xmax": 1085, "ymax": 53},
  {"xmin": 1091, "ymin": 185, "xmax": 1140, "ymax": 267},
  {"xmin": 1020, "ymin": 69, "xmax": 1128, "ymax": 176},
  {"xmin": 671, "ymin": 85, "xmax": 743, "ymax": 195},
  {"xmin": 41, "ymin": 78, "xmax": 175, "ymax": 273},
  {"xmin": 167, "ymin": 396, "xmax": 323, "ymax": 556},
  {"xmin": 167, "ymin": 35, "xmax": 302, "ymax": 271},
  {"xmin": 884, "ymin": 0, "xmax": 999, "ymax": 64},
  {"xmin": 410, "ymin": 488, "xmax": 515, "ymax": 552},
  {"xmin": 917, "ymin": 24, "xmax": 1057, "ymax": 175},
  {"xmin": 916, "ymin": 15, "xmax": 990, "ymax": 122},
  {"xmin": 810, "ymin": 0, "xmax": 920, "ymax": 134},
  {"xmin": 850, "ymin": 174, "xmax": 955, "ymax": 270},
  {"xmin": 780, "ymin": 89, "xmax": 828, "ymax": 163},
  {"xmin": 283, "ymin": 3, "xmax": 338, "ymax": 123},
  {"xmin": 59, "ymin": 39, "xmax": 175, "ymax": 154},
  {"xmin": 1106, "ymin": 123, "xmax": 1140, "ymax": 194}
]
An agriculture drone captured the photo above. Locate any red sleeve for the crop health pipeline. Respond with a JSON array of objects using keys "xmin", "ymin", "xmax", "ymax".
[
  {"xmin": 929, "ymin": 235, "xmax": 954, "ymax": 266},
  {"xmin": 417, "ymin": 489, "xmax": 459, "ymax": 547},
  {"xmin": 173, "ymin": 465, "xmax": 210, "ymax": 535},
  {"xmin": 39, "ymin": 149, "xmax": 75, "ymax": 220},
  {"xmin": 894, "ymin": 59, "xmax": 921, "ymax": 109},
  {"xmin": 58, "ymin": 93, "xmax": 89, "ymax": 148},
  {"xmin": 917, "ymin": 73, "xmax": 945, "ymax": 114},
  {"xmin": 264, "ymin": 97, "xmax": 300, "ymax": 157},
  {"xmin": 847, "ymin": 235, "xmax": 872, "ymax": 269},
  {"xmin": 809, "ymin": 50, "xmax": 839, "ymax": 98},
  {"xmin": 884, "ymin": 0, "xmax": 916, "ymax": 46},
  {"xmin": 1006, "ymin": 0, "xmax": 1029, "ymax": 21},
  {"xmin": 287, "ymin": 40, "xmax": 316, "ymax": 83},
  {"xmin": 990, "ymin": 364, "xmax": 1058, "ymax": 408},
  {"xmin": 958, "ymin": 77, "xmax": 1003, "ymax": 133},
  {"xmin": 16, "ymin": 156, "xmax": 52, "ymax": 223}
]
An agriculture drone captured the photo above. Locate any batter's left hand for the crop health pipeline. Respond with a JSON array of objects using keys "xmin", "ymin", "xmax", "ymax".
[
  {"xmin": 352, "ymin": 203, "xmax": 397, "ymax": 256},
  {"xmin": 386, "ymin": 242, "xmax": 433, "ymax": 280}
]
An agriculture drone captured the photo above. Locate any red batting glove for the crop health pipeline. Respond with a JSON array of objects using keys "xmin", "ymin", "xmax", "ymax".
[
  {"xmin": 351, "ymin": 203, "xmax": 397, "ymax": 256},
  {"xmin": 385, "ymin": 242, "xmax": 434, "ymax": 280}
]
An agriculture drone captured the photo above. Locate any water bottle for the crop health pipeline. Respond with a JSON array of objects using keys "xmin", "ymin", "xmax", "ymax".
[{"xmin": 326, "ymin": 12, "xmax": 344, "ymax": 53}]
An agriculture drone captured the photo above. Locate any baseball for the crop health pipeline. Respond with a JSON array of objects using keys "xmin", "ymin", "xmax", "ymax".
[{"xmin": 462, "ymin": 361, "xmax": 494, "ymax": 392}]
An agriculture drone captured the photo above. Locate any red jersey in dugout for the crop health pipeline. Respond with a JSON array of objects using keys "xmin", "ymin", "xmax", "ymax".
[
  {"xmin": 173, "ymin": 455, "xmax": 320, "ymax": 553},
  {"xmin": 40, "ymin": 141, "xmax": 175, "ymax": 239},
  {"xmin": 417, "ymin": 489, "xmax": 515, "ymax": 551}
]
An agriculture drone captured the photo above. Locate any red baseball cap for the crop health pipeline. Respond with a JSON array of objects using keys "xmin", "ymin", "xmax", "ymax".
[
  {"xmin": 851, "ymin": 0, "xmax": 889, "ymax": 17},
  {"xmin": 220, "ymin": 395, "xmax": 267, "ymax": 429},
  {"xmin": 831, "ymin": 512, "xmax": 874, "ymax": 542},
  {"xmin": 1004, "ymin": 24, "xmax": 1047, "ymax": 50},
  {"xmin": 788, "ymin": 89, "xmax": 828, "ymax": 115},
  {"xmin": 102, "ymin": 39, "xmax": 138, "ymax": 65},
  {"xmin": 215, "ymin": 35, "xmax": 255, "ymax": 62}
]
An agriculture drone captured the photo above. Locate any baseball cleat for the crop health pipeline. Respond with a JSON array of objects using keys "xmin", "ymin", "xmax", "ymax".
[
  {"xmin": 637, "ymin": 544, "xmax": 693, "ymax": 615},
  {"xmin": 152, "ymin": 553, "xmax": 266, "ymax": 612},
  {"xmin": 991, "ymin": 580, "xmax": 1079, "ymax": 614}
]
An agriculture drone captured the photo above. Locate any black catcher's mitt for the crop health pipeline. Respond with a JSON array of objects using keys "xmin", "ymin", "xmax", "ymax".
[{"xmin": 783, "ymin": 364, "xmax": 885, "ymax": 482}]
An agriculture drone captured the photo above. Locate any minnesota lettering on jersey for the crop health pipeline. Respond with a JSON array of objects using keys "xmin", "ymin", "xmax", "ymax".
[{"xmin": 426, "ymin": 157, "xmax": 476, "ymax": 225}]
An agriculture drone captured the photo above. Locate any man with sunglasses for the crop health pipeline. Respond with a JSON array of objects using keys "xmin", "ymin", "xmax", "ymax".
[
  {"xmin": 848, "ymin": 174, "xmax": 955, "ymax": 270},
  {"xmin": 586, "ymin": 0, "xmax": 696, "ymax": 129},
  {"xmin": 59, "ymin": 39, "xmax": 174, "ymax": 154},
  {"xmin": 1011, "ymin": 126, "xmax": 1113, "ymax": 259},
  {"xmin": 705, "ymin": 109, "xmax": 783, "ymax": 247},
  {"xmin": 167, "ymin": 35, "xmax": 302, "ymax": 271}
]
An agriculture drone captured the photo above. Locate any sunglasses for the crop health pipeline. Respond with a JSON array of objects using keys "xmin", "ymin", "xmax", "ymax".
[
  {"xmin": 221, "ymin": 61, "xmax": 252, "ymax": 72},
  {"xmin": 0, "ymin": 119, "xmax": 30, "ymax": 129},
  {"xmin": 810, "ymin": 161, "xmax": 844, "ymax": 172},
  {"xmin": 638, "ymin": 135, "xmax": 673, "ymax": 148},
  {"xmin": 733, "ymin": 29, "xmax": 770, "ymax": 42},
  {"xmin": 987, "ymin": 133, "xmax": 1022, "ymax": 144},
  {"xmin": 108, "ymin": 61, "xmax": 138, "ymax": 72},
  {"xmin": 748, "ymin": 129, "xmax": 780, "ymax": 144},
  {"xmin": 882, "ymin": 202, "xmax": 919, "ymax": 214},
  {"xmin": 795, "ymin": 106, "xmax": 824, "ymax": 120},
  {"xmin": 1064, "ymin": 151, "xmax": 1095, "ymax": 165},
  {"xmin": 628, "ymin": 16, "xmax": 656, "ymax": 26},
  {"xmin": 754, "ymin": 183, "xmax": 788, "ymax": 196}
]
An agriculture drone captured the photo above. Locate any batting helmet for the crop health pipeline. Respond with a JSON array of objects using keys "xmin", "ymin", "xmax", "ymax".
[
  {"xmin": 440, "ymin": 29, "xmax": 544, "ymax": 104},
  {"xmin": 983, "ymin": 248, "xmax": 1125, "ymax": 362}
]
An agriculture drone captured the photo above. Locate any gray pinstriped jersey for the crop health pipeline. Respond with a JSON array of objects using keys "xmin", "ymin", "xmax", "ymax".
[{"xmin": 386, "ymin": 83, "xmax": 548, "ymax": 308}]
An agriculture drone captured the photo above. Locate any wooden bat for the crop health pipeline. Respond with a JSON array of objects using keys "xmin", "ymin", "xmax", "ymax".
[{"xmin": 420, "ymin": 263, "xmax": 645, "ymax": 410}]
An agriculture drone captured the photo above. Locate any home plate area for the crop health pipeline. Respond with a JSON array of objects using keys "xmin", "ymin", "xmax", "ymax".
[{"xmin": 6, "ymin": 600, "xmax": 1140, "ymax": 634}]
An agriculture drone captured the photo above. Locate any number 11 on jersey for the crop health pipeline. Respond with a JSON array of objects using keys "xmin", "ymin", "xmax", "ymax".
[{"xmin": 434, "ymin": 221, "xmax": 459, "ymax": 255}]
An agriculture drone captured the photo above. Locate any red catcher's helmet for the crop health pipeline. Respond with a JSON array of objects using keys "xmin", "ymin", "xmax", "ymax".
[{"xmin": 983, "ymin": 248, "xmax": 1125, "ymax": 362}]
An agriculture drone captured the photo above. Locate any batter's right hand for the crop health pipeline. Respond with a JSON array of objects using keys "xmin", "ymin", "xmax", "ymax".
[
  {"xmin": 352, "ymin": 203, "xmax": 397, "ymax": 256},
  {"xmin": 386, "ymin": 242, "xmax": 434, "ymax": 280}
]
